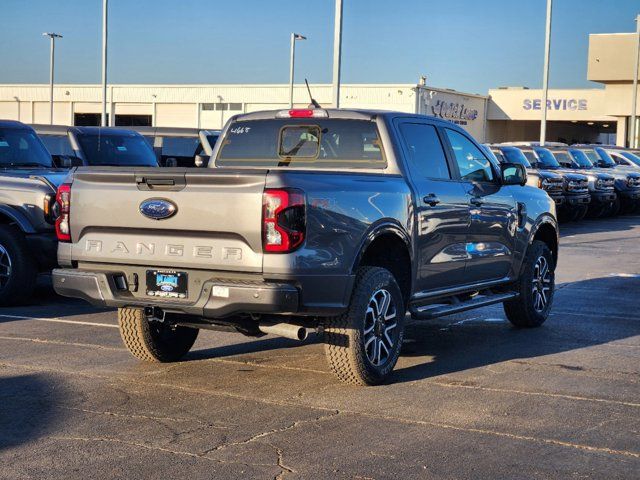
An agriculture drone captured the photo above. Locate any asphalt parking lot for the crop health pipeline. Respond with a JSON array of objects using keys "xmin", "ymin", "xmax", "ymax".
[{"xmin": 0, "ymin": 216, "xmax": 639, "ymax": 480}]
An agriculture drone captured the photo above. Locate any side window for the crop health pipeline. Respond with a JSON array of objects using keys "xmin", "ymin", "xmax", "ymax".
[
  {"xmin": 444, "ymin": 129, "xmax": 494, "ymax": 182},
  {"xmin": 399, "ymin": 123, "xmax": 450, "ymax": 180}
]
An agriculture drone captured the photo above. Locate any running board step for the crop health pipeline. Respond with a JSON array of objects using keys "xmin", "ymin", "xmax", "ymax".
[{"xmin": 410, "ymin": 292, "xmax": 519, "ymax": 320}]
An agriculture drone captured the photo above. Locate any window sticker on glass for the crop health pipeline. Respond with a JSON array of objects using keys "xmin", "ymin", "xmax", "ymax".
[
  {"xmin": 278, "ymin": 126, "xmax": 320, "ymax": 159},
  {"xmin": 0, "ymin": 141, "xmax": 8, "ymax": 147},
  {"xmin": 116, "ymin": 146, "xmax": 127, "ymax": 152},
  {"xmin": 230, "ymin": 126, "xmax": 251, "ymax": 135}
]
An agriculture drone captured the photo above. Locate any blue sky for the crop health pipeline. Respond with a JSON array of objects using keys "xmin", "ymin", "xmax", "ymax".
[{"xmin": 0, "ymin": 0, "xmax": 638, "ymax": 93}]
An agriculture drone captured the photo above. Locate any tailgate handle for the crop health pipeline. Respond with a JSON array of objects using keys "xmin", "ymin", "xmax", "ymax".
[
  {"xmin": 137, "ymin": 177, "xmax": 174, "ymax": 186},
  {"xmin": 136, "ymin": 176, "xmax": 185, "ymax": 191}
]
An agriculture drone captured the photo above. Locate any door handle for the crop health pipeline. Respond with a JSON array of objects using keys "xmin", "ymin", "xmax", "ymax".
[
  {"xmin": 423, "ymin": 193, "xmax": 441, "ymax": 207},
  {"xmin": 470, "ymin": 197, "xmax": 484, "ymax": 206}
]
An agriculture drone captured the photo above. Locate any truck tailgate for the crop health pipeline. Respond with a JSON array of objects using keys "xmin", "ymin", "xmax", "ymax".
[{"xmin": 68, "ymin": 167, "xmax": 267, "ymax": 272}]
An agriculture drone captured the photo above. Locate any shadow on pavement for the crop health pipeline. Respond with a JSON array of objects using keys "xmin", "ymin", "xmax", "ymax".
[
  {"xmin": 186, "ymin": 334, "xmax": 320, "ymax": 361},
  {"xmin": 392, "ymin": 275, "xmax": 639, "ymax": 384},
  {"xmin": 0, "ymin": 275, "xmax": 113, "ymax": 322},
  {"xmin": 560, "ymin": 213, "xmax": 640, "ymax": 237},
  {"xmin": 0, "ymin": 373, "xmax": 64, "ymax": 451},
  {"xmin": 183, "ymin": 276, "xmax": 638, "ymax": 385}
]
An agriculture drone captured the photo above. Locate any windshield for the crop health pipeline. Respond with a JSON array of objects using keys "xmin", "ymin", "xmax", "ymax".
[
  {"xmin": 76, "ymin": 132, "xmax": 158, "ymax": 166},
  {"xmin": 162, "ymin": 137, "xmax": 201, "ymax": 157},
  {"xmin": 39, "ymin": 134, "xmax": 75, "ymax": 156},
  {"xmin": 207, "ymin": 134, "xmax": 219, "ymax": 148},
  {"xmin": 620, "ymin": 151, "xmax": 640, "ymax": 166},
  {"xmin": 217, "ymin": 119, "xmax": 386, "ymax": 169},
  {"xmin": 533, "ymin": 148, "xmax": 561, "ymax": 168},
  {"xmin": 591, "ymin": 148, "xmax": 616, "ymax": 167},
  {"xmin": 568, "ymin": 150, "xmax": 593, "ymax": 168},
  {"xmin": 500, "ymin": 147, "xmax": 532, "ymax": 168},
  {"xmin": 0, "ymin": 128, "xmax": 53, "ymax": 168},
  {"xmin": 489, "ymin": 149, "xmax": 506, "ymax": 163}
]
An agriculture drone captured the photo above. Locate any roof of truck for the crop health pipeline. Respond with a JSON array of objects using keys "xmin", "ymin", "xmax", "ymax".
[
  {"xmin": 231, "ymin": 108, "xmax": 461, "ymax": 127},
  {"xmin": 31, "ymin": 124, "xmax": 143, "ymax": 137},
  {"xmin": 0, "ymin": 119, "xmax": 30, "ymax": 129}
]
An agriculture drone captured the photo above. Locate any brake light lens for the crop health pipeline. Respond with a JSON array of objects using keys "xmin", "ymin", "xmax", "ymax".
[
  {"xmin": 55, "ymin": 183, "xmax": 71, "ymax": 242},
  {"xmin": 262, "ymin": 189, "xmax": 305, "ymax": 253},
  {"xmin": 275, "ymin": 109, "xmax": 329, "ymax": 119}
]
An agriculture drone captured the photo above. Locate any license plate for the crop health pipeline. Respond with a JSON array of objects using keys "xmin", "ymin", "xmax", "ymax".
[{"xmin": 146, "ymin": 270, "xmax": 188, "ymax": 298}]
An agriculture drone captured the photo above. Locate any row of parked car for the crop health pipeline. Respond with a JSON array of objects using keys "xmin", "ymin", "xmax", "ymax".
[
  {"xmin": 0, "ymin": 120, "xmax": 219, "ymax": 306},
  {"xmin": 484, "ymin": 143, "xmax": 640, "ymax": 221},
  {"xmin": 32, "ymin": 124, "xmax": 220, "ymax": 169}
]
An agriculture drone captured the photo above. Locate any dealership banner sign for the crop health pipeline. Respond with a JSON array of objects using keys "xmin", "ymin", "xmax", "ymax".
[
  {"xmin": 431, "ymin": 100, "xmax": 479, "ymax": 125},
  {"xmin": 523, "ymin": 98, "xmax": 588, "ymax": 111}
]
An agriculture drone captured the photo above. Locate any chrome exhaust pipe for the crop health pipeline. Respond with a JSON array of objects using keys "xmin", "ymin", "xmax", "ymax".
[{"xmin": 258, "ymin": 322, "xmax": 308, "ymax": 341}]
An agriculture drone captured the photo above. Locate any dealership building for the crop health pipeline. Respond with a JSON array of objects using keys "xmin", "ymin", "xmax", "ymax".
[{"xmin": 0, "ymin": 32, "xmax": 638, "ymax": 146}]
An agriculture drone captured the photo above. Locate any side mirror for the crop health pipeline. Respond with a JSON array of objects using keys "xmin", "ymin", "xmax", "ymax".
[
  {"xmin": 54, "ymin": 155, "xmax": 84, "ymax": 168},
  {"xmin": 194, "ymin": 154, "xmax": 210, "ymax": 168},
  {"xmin": 501, "ymin": 163, "xmax": 527, "ymax": 186}
]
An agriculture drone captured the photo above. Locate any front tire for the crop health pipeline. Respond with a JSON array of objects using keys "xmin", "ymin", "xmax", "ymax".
[
  {"xmin": 118, "ymin": 307, "xmax": 199, "ymax": 362},
  {"xmin": 504, "ymin": 240, "xmax": 555, "ymax": 328},
  {"xmin": 324, "ymin": 267, "xmax": 405, "ymax": 386},
  {"xmin": 0, "ymin": 225, "xmax": 37, "ymax": 306},
  {"xmin": 571, "ymin": 205, "xmax": 588, "ymax": 222}
]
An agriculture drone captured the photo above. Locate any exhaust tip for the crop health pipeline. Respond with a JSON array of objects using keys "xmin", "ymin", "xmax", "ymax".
[
  {"xmin": 295, "ymin": 327, "xmax": 308, "ymax": 341},
  {"xmin": 258, "ymin": 322, "xmax": 309, "ymax": 341}
]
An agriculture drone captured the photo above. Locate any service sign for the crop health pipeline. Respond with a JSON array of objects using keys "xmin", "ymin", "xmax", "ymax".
[{"xmin": 523, "ymin": 98, "xmax": 588, "ymax": 111}]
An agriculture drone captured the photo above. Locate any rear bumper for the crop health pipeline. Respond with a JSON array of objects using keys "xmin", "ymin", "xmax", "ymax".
[
  {"xmin": 52, "ymin": 268, "xmax": 352, "ymax": 318},
  {"xmin": 53, "ymin": 268, "xmax": 299, "ymax": 317}
]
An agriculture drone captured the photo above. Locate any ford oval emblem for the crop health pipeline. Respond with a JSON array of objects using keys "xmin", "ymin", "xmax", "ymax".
[{"xmin": 139, "ymin": 199, "xmax": 177, "ymax": 220}]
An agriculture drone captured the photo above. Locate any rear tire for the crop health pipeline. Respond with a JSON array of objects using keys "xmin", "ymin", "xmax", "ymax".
[
  {"xmin": 0, "ymin": 225, "xmax": 37, "ymax": 306},
  {"xmin": 118, "ymin": 307, "xmax": 199, "ymax": 362},
  {"xmin": 504, "ymin": 240, "xmax": 555, "ymax": 328},
  {"xmin": 324, "ymin": 267, "xmax": 405, "ymax": 386}
]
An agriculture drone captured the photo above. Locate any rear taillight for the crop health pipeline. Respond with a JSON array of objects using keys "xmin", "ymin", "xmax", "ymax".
[
  {"xmin": 55, "ymin": 183, "xmax": 71, "ymax": 242},
  {"xmin": 43, "ymin": 193, "xmax": 56, "ymax": 224},
  {"xmin": 262, "ymin": 188, "xmax": 305, "ymax": 253}
]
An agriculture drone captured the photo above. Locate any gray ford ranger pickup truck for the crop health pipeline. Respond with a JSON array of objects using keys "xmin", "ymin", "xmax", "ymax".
[
  {"xmin": 0, "ymin": 120, "xmax": 67, "ymax": 305},
  {"xmin": 52, "ymin": 109, "xmax": 559, "ymax": 385}
]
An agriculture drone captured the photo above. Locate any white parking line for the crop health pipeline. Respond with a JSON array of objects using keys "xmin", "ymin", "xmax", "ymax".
[{"xmin": 0, "ymin": 313, "xmax": 118, "ymax": 328}]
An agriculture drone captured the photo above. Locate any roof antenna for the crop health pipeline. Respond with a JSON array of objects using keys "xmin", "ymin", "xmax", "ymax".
[{"xmin": 305, "ymin": 79, "xmax": 322, "ymax": 109}]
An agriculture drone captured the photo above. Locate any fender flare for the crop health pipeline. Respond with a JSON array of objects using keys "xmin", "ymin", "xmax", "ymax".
[
  {"xmin": 528, "ymin": 214, "xmax": 559, "ymax": 246},
  {"xmin": 350, "ymin": 220, "xmax": 413, "ymax": 275},
  {"xmin": 525, "ymin": 213, "xmax": 559, "ymax": 270},
  {"xmin": 0, "ymin": 205, "xmax": 37, "ymax": 234}
]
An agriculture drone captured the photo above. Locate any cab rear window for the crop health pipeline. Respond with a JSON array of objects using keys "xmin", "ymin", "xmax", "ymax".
[{"xmin": 217, "ymin": 119, "xmax": 386, "ymax": 169}]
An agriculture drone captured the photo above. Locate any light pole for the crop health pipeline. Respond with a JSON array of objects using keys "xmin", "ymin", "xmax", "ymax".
[
  {"xmin": 630, "ymin": 14, "xmax": 640, "ymax": 148},
  {"xmin": 332, "ymin": 0, "xmax": 343, "ymax": 108},
  {"xmin": 217, "ymin": 95, "xmax": 224, "ymax": 128},
  {"xmin": 289, "ymin": 33, "xmax": 306, "ymax": 108},
  {"xmin": 101, "ymin": 0, "xmax": 108, "ymax": 127},
  {"xmin": 539, "ymin": 0, "xmax": 553, "ymax": 146},
  {"xmin": 43, "ymin": 32, "xmax": 62, "ymax": 125}
]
